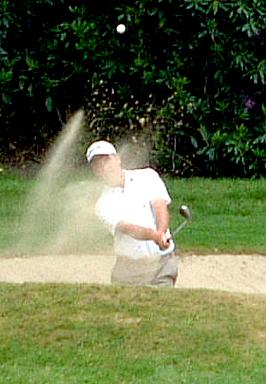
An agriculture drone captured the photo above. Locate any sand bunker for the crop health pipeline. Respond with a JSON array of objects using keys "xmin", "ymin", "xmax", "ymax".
[{"xmin": 0, "ymin": 254, "xmax": 265, "ymax": 295}]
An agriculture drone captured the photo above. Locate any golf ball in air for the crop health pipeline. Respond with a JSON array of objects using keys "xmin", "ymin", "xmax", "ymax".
[{"xmin": 116, "ymin": 24, "xmax": 126, "ymax": 34}]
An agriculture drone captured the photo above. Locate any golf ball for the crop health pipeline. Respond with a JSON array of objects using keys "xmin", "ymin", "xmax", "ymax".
[{"xmin": 116, "ymin": 24, "xmax": 126, "ymax": 34}]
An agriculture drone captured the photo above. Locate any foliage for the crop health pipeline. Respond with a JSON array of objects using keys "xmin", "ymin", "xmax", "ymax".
[{"xmin": 0, "ymin": 0, "xmax": 265, "ymax": 176}]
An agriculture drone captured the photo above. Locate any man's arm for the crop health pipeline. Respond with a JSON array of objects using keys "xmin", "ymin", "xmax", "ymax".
[
  {"xmin": 151, "ymin": 198, "xmax": 170, "ymax": 233},
  {"xmin": 115, "ymin": 221, "xmax": 156, "ymax": 240},
  {"xmin": 115, "ymin": 199, "xmax": 171, "ymax": 250}
]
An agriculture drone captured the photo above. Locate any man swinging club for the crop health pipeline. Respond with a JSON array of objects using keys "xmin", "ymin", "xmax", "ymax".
[{"xmin": 86, "ymin": 140, "xmax": 178, "ymax": 287}]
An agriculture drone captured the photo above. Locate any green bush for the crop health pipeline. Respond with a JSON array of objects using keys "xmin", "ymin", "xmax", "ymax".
[{"xmin": 0, "ymin": 0, "xmax": 265, "ymax": 176}]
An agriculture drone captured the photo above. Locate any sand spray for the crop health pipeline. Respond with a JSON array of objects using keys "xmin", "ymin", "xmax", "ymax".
[
  {"xmin": 15, "ymin": 110, "xmax": 153, "ymax": 257},
  {"xmin": 17, "ymin": 110, "xmax": 112, "ymax": 256}
]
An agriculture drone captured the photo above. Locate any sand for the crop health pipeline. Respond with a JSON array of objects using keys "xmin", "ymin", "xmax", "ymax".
[{"xmin": 0, "ymin": 253, "xmax": 265, "ymax": 295}]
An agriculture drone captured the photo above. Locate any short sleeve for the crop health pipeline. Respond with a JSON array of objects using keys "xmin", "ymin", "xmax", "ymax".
[{"xmin": 143, "ymin": 169, "xmax": 171, "ymax": 205}]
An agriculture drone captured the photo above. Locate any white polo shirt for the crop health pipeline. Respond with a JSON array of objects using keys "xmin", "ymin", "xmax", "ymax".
[{"xmin": 95, "ymin": 168, "xmax": 175, "ymax": 259}]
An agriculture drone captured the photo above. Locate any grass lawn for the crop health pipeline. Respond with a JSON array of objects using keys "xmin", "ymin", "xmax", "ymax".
[
  {"xmin": 167, "ymin": 177, "xmax": 266, "ymax": 254},
  {"xmin": 0, "ymin": 167, "xmax": 265, "ymax": 255},
  {"xmin": 0, "ymin": 283, "xmax": 266, "ymax": 384},
  {"xmin": 0, "ymin": 168, "xmax": 266, "ymax": 383}
]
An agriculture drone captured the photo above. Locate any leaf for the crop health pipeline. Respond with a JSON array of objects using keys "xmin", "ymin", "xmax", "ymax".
[
  {"xmin": 190, "ymin": 136, "xmax": 198, "ymax": 148},
  {"xmin": 45, "ymin": 96, "xmax": 53, "ymax": 112},
  {"xmin": 2, "ymin": 92, "xmax": 11, "ymax": 104}
]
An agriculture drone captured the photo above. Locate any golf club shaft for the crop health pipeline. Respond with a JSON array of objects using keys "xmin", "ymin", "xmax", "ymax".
[{"xmin": 172, "ymin": 220, "xmax": 188, "ymax": 237}]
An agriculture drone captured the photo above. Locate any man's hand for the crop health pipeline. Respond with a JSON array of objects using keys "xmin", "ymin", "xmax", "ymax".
[
  {"xmin": 116, "ymin": 222, "xmax": 170, "ymax": 250},
  {"xmin": 153, "ymin": 229, "xmax": 171, "ymax": 250}
]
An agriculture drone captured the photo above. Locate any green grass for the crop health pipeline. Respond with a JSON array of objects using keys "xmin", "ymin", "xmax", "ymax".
[
  {"xmin": 0, "ymin": 167, "xmax": 265, "ymax": 255},
  {"xmin": 0, "ymin": 170, "xmax": 35, "ymax": 251},
  {"xmin": 1, "ymin": 169, "xmax": 266, "ymax": 383},
  {"xmin": 167, "ymin": 177, "xmax": 266, "ymax": 254},
  {"xmin": 0, "ymin": 284, "xmax": 266, "ymax": 383}
]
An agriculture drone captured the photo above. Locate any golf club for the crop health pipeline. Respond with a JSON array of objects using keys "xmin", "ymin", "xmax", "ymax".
[{"xmin": 172, "ymin": 205, "xmax": 192, "ymax": 237}]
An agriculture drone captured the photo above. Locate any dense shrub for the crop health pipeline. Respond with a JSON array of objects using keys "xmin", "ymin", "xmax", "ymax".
[{"xmin": 0, "ymin": 0, "xmax": 265, "ymax": 176}]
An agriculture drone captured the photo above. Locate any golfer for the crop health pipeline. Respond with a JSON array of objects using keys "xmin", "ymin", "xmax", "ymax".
[{"xmin": 86, "ymin": 140, "xmax": 178, "ymax": 287}]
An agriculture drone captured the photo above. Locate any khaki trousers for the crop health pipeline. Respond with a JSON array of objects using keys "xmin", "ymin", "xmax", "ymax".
[{"xmin": 111, "ymin": 253, "xmax": 178, "ymax": 287}]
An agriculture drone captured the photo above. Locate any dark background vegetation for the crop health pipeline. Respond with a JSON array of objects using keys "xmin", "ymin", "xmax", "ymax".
[{"xmin": 1, "ymin": 0, "xmax": 265, "ymax": 177}]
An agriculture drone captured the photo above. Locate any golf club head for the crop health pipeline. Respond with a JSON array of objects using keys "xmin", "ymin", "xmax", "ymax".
[
  {"xmin": 172, "ymin": 205, "xmax": 192, "ymax": 237},
  {"xmin": 179, "ymin": 205, "xmax": 192, "ymax": 220}
]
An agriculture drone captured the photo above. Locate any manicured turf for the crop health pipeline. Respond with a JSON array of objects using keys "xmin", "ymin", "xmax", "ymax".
[
  {"xmin": 167, "ymin": 176, "xmax": 266, "ymax": 254},
  {"xmin": 1, "ymin": 168, "xmax": 266, "ymax": 383},
  {"xmin": 0, "ymin": 284, "xmax": 266, "ymax": 384},
  {"xmin": 0, "ymin": 167, "xmax": 265, "ymax": 255}
]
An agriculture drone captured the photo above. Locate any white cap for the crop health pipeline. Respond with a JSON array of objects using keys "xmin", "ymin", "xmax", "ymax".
[{"xmin": 86, "ymin": 140, "xmax": 117, "ymax": 164}]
